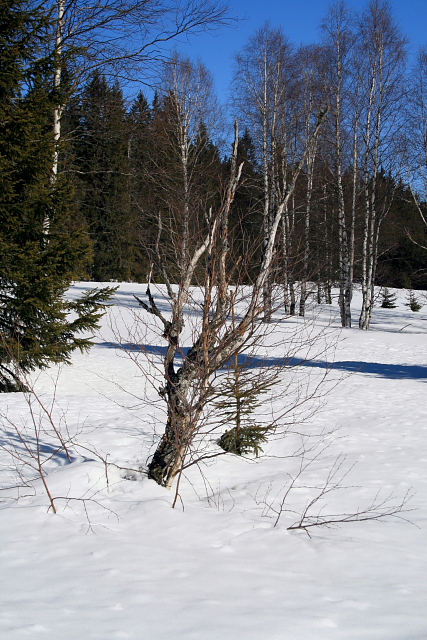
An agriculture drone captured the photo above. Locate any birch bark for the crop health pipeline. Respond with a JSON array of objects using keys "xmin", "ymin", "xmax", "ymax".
[
  {"xmin": 358, "ymin": 1, "xmax": 406, "ymax": 330},
  {"xmin": 321, "ymin": 3, "xmax": 356, "ymax": 327}
]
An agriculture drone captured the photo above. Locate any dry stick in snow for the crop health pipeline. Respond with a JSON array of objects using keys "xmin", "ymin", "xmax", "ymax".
[{"xmin": 253, "ymin": 446, "xmax": 415, "ymax": 534}]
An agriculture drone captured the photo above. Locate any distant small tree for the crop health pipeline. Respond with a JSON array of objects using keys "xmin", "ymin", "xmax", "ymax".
[
  {"xmin": 380, "ymin": 288, "xmax": 397, "ymax": 308},
  {"xmin": 405, "ymin": 289, "xmax": 422, "ymax": 312}
]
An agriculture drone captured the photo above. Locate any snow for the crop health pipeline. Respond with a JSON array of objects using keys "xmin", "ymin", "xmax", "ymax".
[{"xmin": 0, "ymin": 284, "xmax": 426, "ymax": 639}]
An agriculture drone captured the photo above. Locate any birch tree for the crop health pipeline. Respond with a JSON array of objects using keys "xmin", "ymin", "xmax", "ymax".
[
  {"xmin": 321, "ymin": 1, "xmax": 357, "ymax": 327},
  {"xmin": 411, "ymin": 48, "xmax": 427, "ymax": 197},
  {"xmin": 135, "ymin": 105, "xmax": 327, "ymax": 489},
  {"xmin": 232, "ymin": 24, "xmax": 295, "ymax": 320},
  {"xmin": 357, "ymin": 0, "xmax": 406, "ymax": 330},
  {"xmin": 142, "ymin": 54, "xmax": 222, "ymax": 282},
  {"xmin": 295, "ymin": 44, "xmax": 325, "ymax": 317},
  {"xmin": 405, "ymin": 47, "xmax": 427, "ymax": 244}
]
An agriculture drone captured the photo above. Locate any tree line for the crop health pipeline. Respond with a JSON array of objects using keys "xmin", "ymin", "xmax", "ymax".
[{"xmin": 61, "ymin": 3, "xmax": 427, "ymax": 332}]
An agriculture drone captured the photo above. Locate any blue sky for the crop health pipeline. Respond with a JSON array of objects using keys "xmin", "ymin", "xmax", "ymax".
[{"xmin": 168, "ymin": 0, "xmax": 427, "ymax": 103}]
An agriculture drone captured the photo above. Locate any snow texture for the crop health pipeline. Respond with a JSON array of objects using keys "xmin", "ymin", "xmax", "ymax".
[{"xmin": 0, "ymin": 283, "xmax": 426, "ymax": 639}]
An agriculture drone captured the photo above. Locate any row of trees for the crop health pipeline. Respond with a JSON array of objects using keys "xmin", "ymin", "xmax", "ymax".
[
  {"xmin": 60, "ymin": 2, "xmax": 427, "ymax": 332},
  {"xmin": 224, "ymin": 4, "xmax": 426, "ymax": 329}
]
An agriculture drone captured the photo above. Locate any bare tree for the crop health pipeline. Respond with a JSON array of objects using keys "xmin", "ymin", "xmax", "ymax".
[
  {"xmin": 411, "ymin": 48, "xmax": 427, "ymax": 197},
  {"xmin": 295, "ymin": 44, "xmax": 326, "ymax": 317},
  {"xmin": 321, "ymin": 0, "xmax": 357, "ymax": 327},
  {"xmin": 41, "ymin": 0, "xmax": 232, "ymax": 181},
  {"xmin": 404, "ymin": 47, "xmax": 427, "ymax": 247},
  {"xmin": 255, "ymin": 448, "xmax": 414, "ymax": 533},
  {"xmin": 134, "ymin": 53, "xmax": 223, "ymax": 289},
  {"xmin": 155, "ymin": 53, "xmax": 221, "ymax": 271},
  {"xmin": 0, "ymin": 365, "xmax": 128, "ymax": 523},
  {"xmin": 357, "ymin": 0, "xmax": 407, "ymax": 330},
  {"xmin": 0, "ymin": 365, "xmax": 79, "ymax": 513},
  {"xmin": 133, "ymin": 103, "xmax": 327, "ymax": 489},
  {"xmin": 232, "ymin": 24, "xmax": 296, "ymax": 320}
]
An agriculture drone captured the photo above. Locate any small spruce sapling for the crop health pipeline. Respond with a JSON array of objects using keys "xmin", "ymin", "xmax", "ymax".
[
  {"xmin": 381, "ymin": 288, "xmax": 397, "ymax": 308},
  {"xmin": 405, "ymin": 289, "xmax": 423, "ymax": 312},
  {"xmin": 216, "ymin": 354, "xmax": 279, "ymax": 457}
]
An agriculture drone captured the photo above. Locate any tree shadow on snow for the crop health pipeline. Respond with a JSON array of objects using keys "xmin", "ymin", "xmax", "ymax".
[
  {"xmin": 97, "ymin": 342, "xmax": 427, "ymax": 381},
  {"xmin": 0, "ymin": 430, "xmax": 78, "ymax": 465}
]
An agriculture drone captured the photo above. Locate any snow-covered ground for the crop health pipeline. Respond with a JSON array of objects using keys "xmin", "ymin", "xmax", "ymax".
[{"xmin": 0, "ymin": 284, "xmax": 426, "ymax": 640}]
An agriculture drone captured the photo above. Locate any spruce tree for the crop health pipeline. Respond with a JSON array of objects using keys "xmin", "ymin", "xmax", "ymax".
[
  {"xmin": 405, "ymin": 289, "xmax": 423, "ymax": 312},
  {"xmin": 0, "ymin": 0, "xmax": 114, "ymax": 392},
  {"xmin": 381, "ymin": 288, "xmax": 397, "ymax": 309},
  {"xmin": 227, "ymin": 128, "xmax": 263, "ymax": 281},
  {"xmin": 216, "ymin": 355, "xmax": 279, "ymax": 457},
  {"xmin": 70, "ymin": 73, "xmax": 137, "ymax": 282},
  {"xmin": 127, "ymin": 91, "xmax": 153, "ymax": 281}
]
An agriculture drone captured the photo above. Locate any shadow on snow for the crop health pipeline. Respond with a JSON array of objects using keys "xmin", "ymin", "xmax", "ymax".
[{"xmin": 97, "ymin": 342, "xmax": 427, "ymax": 381}]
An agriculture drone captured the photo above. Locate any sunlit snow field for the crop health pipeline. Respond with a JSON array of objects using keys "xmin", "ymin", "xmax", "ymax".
[{"xmin": 0, "ymin": 283, "xmax": 426, "ymax": 639}]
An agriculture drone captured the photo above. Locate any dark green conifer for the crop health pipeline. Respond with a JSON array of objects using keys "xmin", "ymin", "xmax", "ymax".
[
  {"xmin": 0, "ymin": 0, "xmax": 114, "ymax": 391},
  {"xmin": 226, "ymin": 129, "xmax": 263, "ymax": 281},
  {"xmin": 127, "ymin": 91, "xmax": 154, "ymax": 280},
  {"xmin": 70, "ymin": 73, "xmax": 136, "ymax": 282},
  {"xmin": 405, "ymin": 289, "xmax": 423, "ymax": 312},
  {"xmin": 381, "ymin": 288, "xmax": 397, "ymax": 308}
]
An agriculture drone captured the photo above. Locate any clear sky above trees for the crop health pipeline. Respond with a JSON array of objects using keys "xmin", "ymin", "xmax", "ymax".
[{"xmin": 156, "ymin": 0, "xmax": 427, "ymax": 103}]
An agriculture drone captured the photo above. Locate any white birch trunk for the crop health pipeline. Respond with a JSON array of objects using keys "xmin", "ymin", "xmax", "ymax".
[
  {"xmin": 358, "ymin": 3, "xmax": 406, "ymax": 329},
  {"xmin": 52, "ymin": 0, "xmax": 65, "ymax": 182}
]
